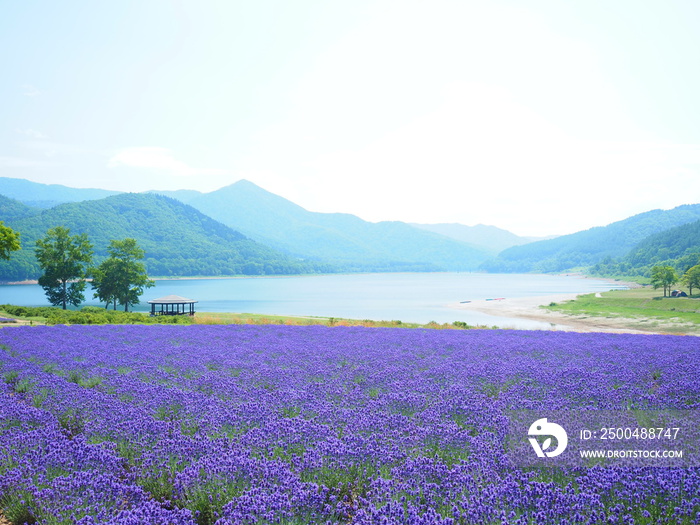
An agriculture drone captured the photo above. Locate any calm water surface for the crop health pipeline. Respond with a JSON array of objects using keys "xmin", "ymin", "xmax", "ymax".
[{"xmin": 0, "ymin": 272, "xmax": 626, "ymax": 329}]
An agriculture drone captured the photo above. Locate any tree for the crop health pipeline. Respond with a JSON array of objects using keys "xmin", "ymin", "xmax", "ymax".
[
  {"xmin": 90, "ymin": 257, "xmax": 120, "ymax": 310},
  {"xmin": 681, "ymin": 264, "xmax": 700, "ymax": 296},
  {"xmin": 35, "ymin": 226, "xmax": 93, "ymax": 309},
  {"xmin": 92, "ymin": 238, "xmax": 154, "ymax": 311},
  {"xmin": 0, "ymin": 221, "xmax": 21, "ymax": 261},
  {"xmin": 650, "ymin": 265, "xmax": 678, "ymax": 297}
]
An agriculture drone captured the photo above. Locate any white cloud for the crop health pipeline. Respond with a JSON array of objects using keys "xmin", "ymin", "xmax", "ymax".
[
  {"xmin": 0, "ymin": 156, "xmax": 56, "ymax": 168},
  {"xmin": 107, "ymin": 147, "xmax": 228, "ymax": 178},
  {"xmin": 21, "ymin": 84, "xmax": 41, "ymax": 97},
  {"xmin": 285, "ymin": 82, "xmax": 700, "ymax": 236},
  {"xmin": 16, "ymin": 128, "xmax": 48, "ymax": 139}
]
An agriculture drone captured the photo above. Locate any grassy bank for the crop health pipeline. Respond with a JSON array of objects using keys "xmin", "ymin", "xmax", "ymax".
[
  {"xmin": 189, "ymin": 311, "xmax": 482, "ymax": 329},
  {"xmin": 544, "ymin": 288, "xmax": 700, "ymax": 334},
  {"xmin": 0, "ymin": 305, "xmax": 485, "ymax": 330}
]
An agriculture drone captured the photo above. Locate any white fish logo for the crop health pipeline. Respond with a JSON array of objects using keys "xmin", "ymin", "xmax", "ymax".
[{"xmin": 528, "ymin": 418, "xmax": 568, "ymax": 458}]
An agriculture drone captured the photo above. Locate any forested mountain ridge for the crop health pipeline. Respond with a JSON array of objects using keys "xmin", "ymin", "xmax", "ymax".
[
  {"xmin": 592, "ymin": 219, "xmax": 700, "ymax": 277},
  {"xmin": 0, "ymin": 194, "xmax": 40, "ymax": 221},
  {"xmin": 0, "ymin": 193, "xmax": 324, "ymax": 281},
  {"xmin": 4, "ymin": 178, "xmax": 505, "ymax": 271},
  {"xmin": 481, "ymin": 204, "xmax": 700, "ymax": 273},
  {"xmin": 6, "ymin": 177, "xmax": 700, "ymax": 278},
  {"xmin": 159, "ymin": 179, "xmax": 492, "ymax": 272},
  {"xmin": 0, "ymin": 176, "xmax": 120, "ymax": 208}
]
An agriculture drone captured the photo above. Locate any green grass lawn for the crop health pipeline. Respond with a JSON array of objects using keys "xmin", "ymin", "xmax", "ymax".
[{"xmin": 545, "ymin": 288, "xmax": 700, "ymax": 334}]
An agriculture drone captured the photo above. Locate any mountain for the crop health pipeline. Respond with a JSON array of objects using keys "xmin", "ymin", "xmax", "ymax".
[
  {"xmin": 625, "ymin": 219, "xmax": 700, "ymax": 268},
  {"xmin": 592, "ymin": 219, "xmax": 700, "ymax": 277},
  {"xmin": 0, "ymin": 193, "xmax": 322, "ymax": 281},
  {"xmin": 167, "ymin": 180, "xmax": 491, "ymax": 272},
  {"xmin": 482, "ymin": 204, "xmax": 700, "ymax": 273},
  {"xmin": 0, "ymin": 177, "xmax": 121, "ymax": 208},
  {"xmin": 409, "ymin": 222, "xmax": 548, "ymax": 255},
  {"xmin": 0, "ymin": 194, "xmax": 40, "ymax": 221}
]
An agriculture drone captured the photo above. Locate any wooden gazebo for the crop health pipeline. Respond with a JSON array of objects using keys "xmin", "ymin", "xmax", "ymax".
[{"xmin": 147, "ymin": 295, "xmax": 198, "ymax": 316}]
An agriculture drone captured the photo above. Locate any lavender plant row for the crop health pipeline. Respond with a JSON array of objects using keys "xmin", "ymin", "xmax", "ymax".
[{"xmin": 0, "ymin": 325, "xmax": 699, "ymax": 524}]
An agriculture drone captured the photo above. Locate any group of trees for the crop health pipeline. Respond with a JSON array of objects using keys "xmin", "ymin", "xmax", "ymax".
[
  {"xmin": 1, "ymin": 222, "xmax": 153, "ymax": 310},
  {"xmin": 650, "ymin": 263, "xmax": 700, "ymax": 297}
]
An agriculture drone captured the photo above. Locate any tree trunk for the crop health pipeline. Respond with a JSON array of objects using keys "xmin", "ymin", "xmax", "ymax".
[{"xmin": 62, "ymin": 280, "xmax": 67, "ymax": 309}]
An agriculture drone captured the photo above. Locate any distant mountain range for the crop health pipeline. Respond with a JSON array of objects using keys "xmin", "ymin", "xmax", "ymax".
[
  {"xmin": 2, "ymin": 176, "xmax": 699, "ymax": 280},
  {"xmin": 0, "ymin": 176, "xmax": 119, "ymax": 208},
  {"xmin": 153, "ymin": 180, "xmax": 503, "ymax": 272},
  {"xmin": 409, "ymin": 222, "xmax": 552, "ymax": 255},
  {"xmin": 0, "ymin": 193, "xmax": 320, "ymax": 281},
  {"xmin": 592, "ymin": 217, "xmax": 700, "ymax": 277},
  {"xmin": 482, "ymin": 204, "xmax": 700, "ymax": 273},
  {"xmin": 0, "ymin": 178, "xmax": 530, "ymax": 279}
]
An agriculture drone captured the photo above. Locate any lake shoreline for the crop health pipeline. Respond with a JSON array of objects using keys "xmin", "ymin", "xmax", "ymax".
[
  {"xmin": 2, "ymin": 272, "xmax": 649, "ymax": 332},
  {"xmin": 1, "ymin": 271, "xmax": 644, "ymax": 287},
  {"xmin": 449, "ymin": 284, "xmax": 698, "ymax": 335},
  {"xmin": 448, "ymin": 275, "xmax": 653, "ymax": 334}
]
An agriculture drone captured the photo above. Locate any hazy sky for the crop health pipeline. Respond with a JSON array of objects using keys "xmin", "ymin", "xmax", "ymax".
[{"xmin": 2, "ymin": 1, "xmax": 699, "ymax": 236}]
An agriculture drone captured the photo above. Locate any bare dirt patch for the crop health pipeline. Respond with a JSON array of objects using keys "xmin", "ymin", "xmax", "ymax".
[{"xmin": 451, "ymin": 293, "xmax": 694, "ymax": 335}]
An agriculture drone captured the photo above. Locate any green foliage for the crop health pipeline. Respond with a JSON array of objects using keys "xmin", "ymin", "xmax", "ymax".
[
  {"xmin": 280, "ymin": 406, "xmax": 302, "ymax": 418},
  {"xmin": 92, "ymin": 238, "xmax": 154, "ymax": 311},
  {"xmin": 682, "ymin": 264, "xmax": 700, "ymax": 295},
  {"xmin": 591, "ymin": 219, "xmax": 700, "ymax": 281},
  {"xmin": 0, "ymin": 193, "xmax": 40, "ymax": 219},
  {"xmin": 0, "ymin": 490, "xmax": 37, "ymax": 525},
  {"xmin": 0, "ymin": 304, "xmax": 194, "ymax": 325},
  {"xmin": 3, "ymin": 370, "xmax": 19, "ymax": 384},
  {"xmin": 35, "ymin": 226, "xmax": 93, "ymax": 309},
  {"xmin": 650, "ymin": 265, "xmax": 678, "ymax": 297},
  {"xmin": 57, "ymin": 407, "xmax": 85, "ymax": 438},
  {"xmin": 0, "ymin": 220, "xmax": 21, "ymax": 261},
  {"xmin": 13, "ymin": 377, "xmax": 33, "ymax": 394}
]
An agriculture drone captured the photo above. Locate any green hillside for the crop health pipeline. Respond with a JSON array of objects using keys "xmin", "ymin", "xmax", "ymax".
[
  {"xmin": 0, "ymin": 194, "xmax": 40, "ymax": 220},
  {"xmin": 0, "ymin": 193, "xmax": 323, "ymax": 281},
  {"xmin": 592, "ymin": 219, "xmax": 700, "ymax": 277},
  {"xmin": 173, "ymin": 180, "xmax": 491, "ymax": 271},
  {"xmin": 481, "ymin": 204, "xmax": 700, "ymax": 273}
]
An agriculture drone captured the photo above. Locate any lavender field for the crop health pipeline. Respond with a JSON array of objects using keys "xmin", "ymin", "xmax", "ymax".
[{"xmin": 1, "ymin": 325, "xmax": 699, "ymax": 524}]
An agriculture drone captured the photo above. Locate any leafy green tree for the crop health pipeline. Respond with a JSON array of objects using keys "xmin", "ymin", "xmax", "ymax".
[
  {"xmin": 92, "ymin": 238, "xmax": 154, "ymax": 311},
  {"xmin": 0, "ymin": 221, "xmax": 21, "ymax": 261},
  {"xmin": 681, "ymin": 264, "xmax": 700, "ymax": 296},
  {"xmin": 650, "ymin": 265, "xmax": 678, "ymax": 297},
  {"xmin": 91, "ymin": 257, "xmax": 120, "ymax": 310},
  {"xmin": 35, "ymin": 227, "xmax": 93, "ymax": 309}
]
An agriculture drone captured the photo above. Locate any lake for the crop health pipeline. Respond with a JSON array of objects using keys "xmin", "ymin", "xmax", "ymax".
[{"xmin": 0, "ymin": 272, "xmax": 626, "ymax": 329}]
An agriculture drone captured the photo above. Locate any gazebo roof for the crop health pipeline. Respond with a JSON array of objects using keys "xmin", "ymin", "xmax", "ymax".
[{"xmin": 147, "ymin": 295, "xmax": 198, "ymax": 304}]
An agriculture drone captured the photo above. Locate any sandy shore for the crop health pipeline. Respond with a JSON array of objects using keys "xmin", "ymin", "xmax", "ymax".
[{"xmin": 449, "ymin": 292, "xmax": 654, "ymax": 334}]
